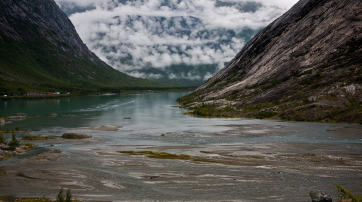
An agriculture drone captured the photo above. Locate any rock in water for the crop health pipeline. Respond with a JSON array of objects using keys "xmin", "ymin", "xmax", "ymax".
[
  {"xmin": 62, "ymin": 133, "xmax": 91, "ymax": 139},
  {"xmin": 14, "ymin": 113, "xmax": 26, "ymax": 117},
  {"xmin": 310, "ymin": 190, "xmax": 332, "ymax": 202},
  {"xmin": 47, "ymin": 113, "xmax": 58, "ymax": 117}
]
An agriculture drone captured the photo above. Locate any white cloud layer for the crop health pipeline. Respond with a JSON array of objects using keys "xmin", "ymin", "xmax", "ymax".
[{"xmin": 55, "ymin": 0, "xmax": 299, "ymax": 81}]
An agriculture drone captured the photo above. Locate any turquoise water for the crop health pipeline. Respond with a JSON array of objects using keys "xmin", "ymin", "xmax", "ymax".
[{"xmin": 1, "ymin": 92, "xmax": 362, "ymax": 145}]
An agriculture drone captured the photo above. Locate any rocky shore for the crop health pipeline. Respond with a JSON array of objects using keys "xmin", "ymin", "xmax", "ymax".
[
  {"xmin": 0, "ymin": 121, "xmax": 361, "ymax": 201},
  {"xmin": 0, "ymin": 142, "xmax": 35, "ymax": 161}
]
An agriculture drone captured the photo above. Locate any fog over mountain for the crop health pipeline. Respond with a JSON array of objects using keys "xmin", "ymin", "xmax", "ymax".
[{"xmin": 55, "ymin": 0, "xmax": 298, "ymax": 86}]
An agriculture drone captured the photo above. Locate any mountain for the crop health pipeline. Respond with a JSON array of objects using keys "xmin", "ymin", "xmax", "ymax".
[
  {"xmin": 178, "ymin": 0, "xmax": 362, "ymax": 124},
  {"xmin": 56, "ymin": 0, "xmax": 292, "ymax": 87},
  {"xmin": 0, "ymin": 0, "xmax": 168, "ymax": 96}
]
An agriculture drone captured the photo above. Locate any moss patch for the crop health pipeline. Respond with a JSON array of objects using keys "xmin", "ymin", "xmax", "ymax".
[
  {"xmin": 117, "ymin": 151, "xmax": 192, "ymax": 160},
  {"xmin": 117, "ymin": 151, "xmax": 238, "ymax": 165}
]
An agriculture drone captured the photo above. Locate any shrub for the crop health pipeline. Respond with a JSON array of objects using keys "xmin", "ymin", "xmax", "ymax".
[
  {"xmin": 336, "ymin": 183, "xmax": 362, "ymax": 202},
  {"xmin": 254, "ymin": 111, "xmax": 278, "ymax": 119}
]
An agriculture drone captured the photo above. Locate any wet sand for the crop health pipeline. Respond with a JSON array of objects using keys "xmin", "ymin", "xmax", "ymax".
[{"xmin": 0, "ymin": 123, "xmax": 361, "ymax": 201}]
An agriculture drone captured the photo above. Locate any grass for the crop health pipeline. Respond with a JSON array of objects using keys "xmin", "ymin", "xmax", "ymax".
[
  {"xmin": 117, "ymin": 151, "xmax": 233, "ymax": 165},
  {"xmin": 0, "ymin": 131, "xmax": 31, "ymax": 134},
  {"xmin": 117, "ymin": 151, "xmax": 193, "ymax": 160},
  {"xmin": 22, "ymin": 136, "xmax": 51, "ymax": 141}
]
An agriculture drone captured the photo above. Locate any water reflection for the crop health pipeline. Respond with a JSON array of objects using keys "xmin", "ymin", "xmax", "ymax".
[{"xmin": 1, "ymin": 92, "xmax": 362, "ymax": 144}]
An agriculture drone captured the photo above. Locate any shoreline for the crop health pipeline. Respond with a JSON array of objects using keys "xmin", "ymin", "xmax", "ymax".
[{"xmin": 0, "ymin": 88, "xmax": 195, "ymax": 102}]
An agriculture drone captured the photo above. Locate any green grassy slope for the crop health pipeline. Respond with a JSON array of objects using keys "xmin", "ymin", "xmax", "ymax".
[
  {"xmin": 0, "ymin": 0, "xmax": 169, "ymax": 96},
  {"xmin": 0, "ymin": 33, "xmax": 168, "ymax": 95}
]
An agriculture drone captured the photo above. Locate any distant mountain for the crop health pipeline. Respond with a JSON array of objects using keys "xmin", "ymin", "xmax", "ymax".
[
  {"xmin": 178, "ymin": 0, "xmax": 362, "ymax": 124},
  {"xmin": 0, "ymin": 0, "xmax": 167, "ymax": 96},
  {"xmin": 56, "ymin": 0, "xmax": 290, "ymax": 86}
]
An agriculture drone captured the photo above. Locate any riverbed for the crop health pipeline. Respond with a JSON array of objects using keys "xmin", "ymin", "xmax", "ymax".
[{"xmin": 0, "ymin": 92, "xmax": 361, "ymax": 201}]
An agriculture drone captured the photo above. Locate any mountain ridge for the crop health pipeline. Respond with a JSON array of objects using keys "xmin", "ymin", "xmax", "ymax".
[
  {"xmin": 178, "ymin": 0, "xmax": 362, "ymax": 124},
  {"xmin": 0, "ymin": 0, "xmax": 168, "ymax": 96}
]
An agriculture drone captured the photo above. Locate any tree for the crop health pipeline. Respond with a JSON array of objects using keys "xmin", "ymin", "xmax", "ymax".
[
  {"xmin": 65, "ymin": 189, "xmax": 72, "ymax": 202},
  {"xmin": 56, "ymin": 187, "xmax": 72, "ymax": 202},
  {"xmin": 56, "ymin": 187, "xmax": 65, "ymax": 202},
  {"xmin": 0, "ymin": 134, "xmax": 4, "ymax": 144},
  {"xmin": 8, "ymin": 133, "xmax": 19, "ymax": 150}
]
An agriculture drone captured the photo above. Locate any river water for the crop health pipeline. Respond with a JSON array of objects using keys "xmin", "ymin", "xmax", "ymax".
[{"xmin": 0, "ymin": 92, "xmax": 362, "ymax": 201}]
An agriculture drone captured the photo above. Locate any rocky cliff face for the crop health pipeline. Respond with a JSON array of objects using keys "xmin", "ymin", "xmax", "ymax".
[
  {"xmin": 179, "ymin": 0, "xmax": 362, "ymax": 124},
  {"xmin": 0, "ymin": 0, "xmax": 96, "ymax": 61},
  {"xmin": 0, "ymin": 0, "xmax": 165, "ymax": 95}
]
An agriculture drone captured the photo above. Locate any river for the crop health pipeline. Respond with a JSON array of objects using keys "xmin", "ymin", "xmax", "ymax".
[{"xmin": 0, "ymin": 92, "xmax": 361, "ymax": 201}]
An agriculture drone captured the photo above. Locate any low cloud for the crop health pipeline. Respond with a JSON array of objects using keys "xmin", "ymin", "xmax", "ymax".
[
  {"xmin": 55, "ymin": 0, "xmax": 299, "ymax": 81},
  {"xmin": 128, "ymin": 72, "xmax": 164, "ymax": 79}
]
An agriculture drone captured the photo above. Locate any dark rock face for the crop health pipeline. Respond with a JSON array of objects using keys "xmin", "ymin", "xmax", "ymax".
[
  {"xmin": 0, "ymin": 0, "xmax": 96, "ymax": 61},
  {"xmin": 197, "ymin": 0, "xmax": 362, "ymax": 98},
  {"xmin": 179, "ymin": 0, "xmax": 362, "ymax": 123}
]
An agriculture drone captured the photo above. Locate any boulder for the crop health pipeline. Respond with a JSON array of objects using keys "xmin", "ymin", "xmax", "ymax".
[
  {"xmin": 7, "ymin": 116, "xmax": 24, "ymax": 120},
  {"xmin": 62, "ymin": 133, "xmax": 91, "ymax": 139},
  {"xmin": 308, "ymin": 96, "xmax": 319, "ymax": 102},
  {"xmin": 47, "ymin": 113, "xmax": 58, "ymax": 117},
  {"xmin": 14, "ymin": 113, "xmax": 26, "ymax": 117},
  {"xmin": 38, "ymin": 135, "xmax": 49, "ymax": 139},
  {"xmin": 7, "ymin": 113, "xmax": 27, "ymax": 120},
  {"xmin": 23, "ymin": 134, "xmax": 37, "ymax": 139},
  {"xmin": 310, "ymin": 190, "xmax": 332, "ymax": 202},
  {"xmin": 0, "ymin": 144, "xmax": 9, "ymax": 150},
  {"xmin": 49, "ymin": 149, "xmax": 62, "ymax": 153},
  {"xmin": 344, "ymin": 85, "xmax": 356, "ymax": 95}
]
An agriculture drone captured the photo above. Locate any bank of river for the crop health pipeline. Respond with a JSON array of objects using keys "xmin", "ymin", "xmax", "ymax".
[{"xmin": 0, "ymin": 92, "xmax": 361, "ymax": 201}]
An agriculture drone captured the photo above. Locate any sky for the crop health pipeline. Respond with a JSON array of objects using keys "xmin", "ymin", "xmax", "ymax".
[{"xmin": 55, "ymin": 0, "xmax": 299, "ymax": 84}]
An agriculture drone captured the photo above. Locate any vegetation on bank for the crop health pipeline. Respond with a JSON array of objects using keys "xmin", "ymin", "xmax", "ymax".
[
  {"xmin": 178, "ymin": 78, "xmax": 362, "ymax": 124},
  {"xmin": 0, "ymin": 187, "xmax": 79, "ymax": 202},
  {"xmin": 0, "ymin": 133, "xmax": 36, "ymax": 161},
  {"xmin": 179, "ymin": 98, "xmax": 362, "ymax": 124},
  {"xmin": 0, "ymin": 86, "xmax": 196, "ymax": 101},
  {"xmin": 0, "ymin": 130, "xmax": 32, "ymax": 134},
  {"xmin": 22, "ymin": 135, "xmax": 51, "ymax": 141}
]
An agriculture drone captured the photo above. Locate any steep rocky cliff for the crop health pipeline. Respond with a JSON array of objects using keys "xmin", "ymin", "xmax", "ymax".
[
  {"xmin": 0, "ymin": 0, "xmax": 166, "ymax": 95},
  {"xmin": 178, "ymin": 0, "xmax": 362, "ymax": 124}
]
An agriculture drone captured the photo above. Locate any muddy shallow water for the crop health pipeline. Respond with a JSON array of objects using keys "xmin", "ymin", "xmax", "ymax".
[{"xmin": 0, "ymin": 92, "xmax": 362, "ymax": 201}]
